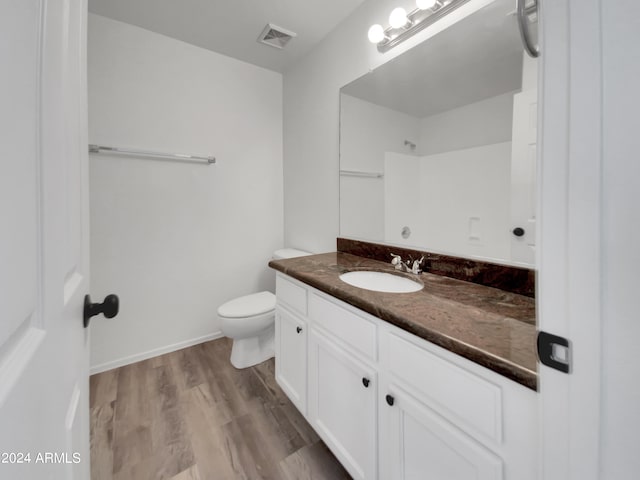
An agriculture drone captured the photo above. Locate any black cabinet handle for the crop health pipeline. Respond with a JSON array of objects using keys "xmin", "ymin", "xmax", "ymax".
[
  {"xmin": 512, "ymin": 227, "xmax": 525, "ymax": 237},
  {"xmin": 386, "ymin": 394, "xmax": 395, "ymax": 406},
  {"xmin": 362, "ymin": 377, "xmax": 370, "ymax": 388},
  {"xmin": 296, "ymin": 326, "xmax": 302, "ymax": 334},
  {"xmin": 83, "ymin": 294, "xmax": 119, "ymax": 328}
]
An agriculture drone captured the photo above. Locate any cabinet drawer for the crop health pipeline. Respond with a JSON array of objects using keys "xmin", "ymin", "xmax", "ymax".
[
  {"xmin": 309, "ymin": 293, "xmax": 377, "ymax": 361},
  {"xmin": 276, "ymin": 274, "xmax": 307, "ymax": 316},
  {"xmin": 387, "ymin": 332, "xmax": 503, "ymax": 444}
]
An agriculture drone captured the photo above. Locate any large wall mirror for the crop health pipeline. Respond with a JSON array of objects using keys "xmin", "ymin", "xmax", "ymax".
[{"xmin": 339, "ymin": 0, "xmax": 538, "ymax": 267}]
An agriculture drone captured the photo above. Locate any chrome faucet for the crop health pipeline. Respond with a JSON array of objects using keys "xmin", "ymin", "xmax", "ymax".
[
  {"xmin": 390, "ymin": 254, "xmax": 423, "ymax": 274},
  {"xmin": 390, "ymin": 253, "xmax": 408, "ymax": 272},
  {"xmin": 411, "ymin": 256, "xmax": 425, "ymax": 274}
]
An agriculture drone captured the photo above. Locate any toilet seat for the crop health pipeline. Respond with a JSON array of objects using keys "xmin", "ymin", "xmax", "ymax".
[{"xmin": 217, "ymin": 291, "xmax": 275, "ymax": 318}]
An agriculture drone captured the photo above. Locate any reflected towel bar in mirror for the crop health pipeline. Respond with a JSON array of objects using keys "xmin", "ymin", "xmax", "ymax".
[
  {"xmin": 89, "ymin": 144, "xmax": 216, "ymax": 164},
  {"xmin": 340, "ymin": 170, "xmax": 384, "ymax": 179}
]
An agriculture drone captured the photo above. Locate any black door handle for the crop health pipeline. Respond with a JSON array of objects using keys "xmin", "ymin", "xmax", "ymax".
[
  {"xmin": 362, "ymin": 377, "xmax": 370, "ymax": 388},
  {"xmin": 512, "ymin": 227, "xmax": 525, "ymax": 237},
  {"xmin": 537, "ymin": 331, "xmax": 571, "ymax": 373},
  {"xmin": 296, "ymin": 326, "xmax": 302, "ymax": 334},
  {"xmin": 84, "ymin": 294, "xmax": 119, "ymax": 328},
  {"xmin": 386, "ymin": 394, "xmax": 395, "ymax": 406}
]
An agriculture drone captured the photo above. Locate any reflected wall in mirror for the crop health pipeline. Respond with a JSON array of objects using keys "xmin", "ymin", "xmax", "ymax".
[{"xmin": 339, "ymin": 0, "xmax": 538, "ymax": 267}]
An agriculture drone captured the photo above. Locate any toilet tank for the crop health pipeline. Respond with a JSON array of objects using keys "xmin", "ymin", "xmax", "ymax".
[{"xmin": 273, "ymin": 248, "xmax": 312, "ymax": 260}]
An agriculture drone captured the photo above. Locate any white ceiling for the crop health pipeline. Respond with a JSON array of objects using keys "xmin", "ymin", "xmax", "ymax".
[
  {"xmin": 341, "ymin": 0, "xmax": 524, "ymax": 118},
  {"xmin": 88, "ymin": 0, "xmax": 366, "ymax": 73}
]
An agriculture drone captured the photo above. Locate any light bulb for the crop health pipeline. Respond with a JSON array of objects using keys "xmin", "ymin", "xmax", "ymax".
[
  {"xmin": 416, "ymin": 0, "xmax": 437, "ymax": 9},
  {"xmin": 389, "ymin": 7, "xmax": 409, "ymax": 28},
  {"xmin": 368, "ymin": 24, "xmax": 386, "ymax": 44}
]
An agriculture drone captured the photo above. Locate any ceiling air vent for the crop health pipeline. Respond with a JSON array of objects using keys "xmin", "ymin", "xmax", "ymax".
[{"xmin": 258, "ymin": 23, "xmax": 297, "ymax": 49}]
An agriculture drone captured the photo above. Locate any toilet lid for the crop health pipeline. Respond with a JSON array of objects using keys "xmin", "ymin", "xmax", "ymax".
[
  {"xmin": 217, "ymin": 291, "xmax": 276, "ymax": 318},
  {"xmin": 273, "ymin": 248, "xmax": 312, "ymax": 260}
]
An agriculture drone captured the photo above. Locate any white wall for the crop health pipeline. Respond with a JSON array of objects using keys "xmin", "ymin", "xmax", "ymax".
[
  {"xmin": 340, "ymin": 175, "xmax": 386, "ymax": 241},
  {"xmin": 383, "ymin": 153, "xmax": 421, "ymax": 244},
  {"xmin": 339, "ymin": 93, "xmax": 419, "ymax": 240},
  {"xmin": 521, "ymin": 51, "xmax": 538, "ymax": 92},
  {"xmin": 88, "ymin": 15, "xmax": 284, "ymax": 372},
  {"xmin": 340, "ymin": 91, "xmax": 513, "ymax": 172},
  {"xmin": 340, "ymin": 93, "xmax": 420, "ymax": 172},
  {"xmin": 418, "ymin": 91, "xmax": 514, "ymax": 156},
  {"xmin": 339, "ymin": 89, "xmax": 513, "ymax": 251},
  {"xmin": 283, "ymin": 0, "xmax": 497, "ymax": 253},
  {"xmin": 385, "ymin": 143, "xmax": 512, "ymax": 261}
]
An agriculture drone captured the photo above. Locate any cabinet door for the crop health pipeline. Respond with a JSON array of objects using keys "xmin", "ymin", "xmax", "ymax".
[
  {"xmin": 381, "ymin": 385, "xmax": 503, "ymax": 480},
  {"xmin": 275, "ymin": 307, "xmax": 307, "ymax": 414},
  {"xmin": 308, "ymin": 329, "xmax": 377, "ymax": 480}
]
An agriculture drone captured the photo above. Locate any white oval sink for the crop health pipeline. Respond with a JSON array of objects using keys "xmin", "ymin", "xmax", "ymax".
[{"xmin": 339, "ymin": 271, "xmax": 423, "ymax": 293}]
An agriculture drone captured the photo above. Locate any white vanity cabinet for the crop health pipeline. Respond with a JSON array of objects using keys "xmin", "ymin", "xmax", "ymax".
[
  {"xmin": 273, "ymin": 273, "xmax": 538, "ymax": 480},
  {"xmin": 377, "ymin": 329, "xmax": 536, "ymax": 480}
]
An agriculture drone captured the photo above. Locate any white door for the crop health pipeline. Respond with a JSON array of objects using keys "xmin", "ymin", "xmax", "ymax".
[
  {"xmin": 538, "ymin": 0, "xmax": 603, "ymax": 479},
  {"xmin": 510, "ymin": 88, "xmax": 537, "ymax": 266},
  {"xmin": 0, "ymin": 0, "xmax": 92, "ymax": 478}
]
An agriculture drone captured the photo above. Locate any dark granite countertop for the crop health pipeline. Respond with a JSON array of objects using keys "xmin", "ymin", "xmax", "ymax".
[{"xmin": 269, "ymin": 252, "xmax": 538, "ymax": 391}]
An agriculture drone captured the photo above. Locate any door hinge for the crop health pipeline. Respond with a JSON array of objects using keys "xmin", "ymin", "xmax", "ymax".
[{"xmin": 537, "ymin": 331, "xmax": 571, "ymax": 373}]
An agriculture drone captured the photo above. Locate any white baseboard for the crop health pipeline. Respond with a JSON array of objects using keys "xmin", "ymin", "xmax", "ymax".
[{"xmin": 90, "ymin": 331, "xmax": 224, "ymax": 375}]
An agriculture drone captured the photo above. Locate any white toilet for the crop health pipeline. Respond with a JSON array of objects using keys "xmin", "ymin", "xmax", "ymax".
[{"xmin": 218, "ymin": 248, "xmax": 311, "ymax": 369}]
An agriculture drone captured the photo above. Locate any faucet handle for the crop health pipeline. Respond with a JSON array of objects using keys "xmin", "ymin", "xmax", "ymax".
[
  {"xmin": 411, "ymin": 256, "xmax": 425, "ymax": 274},
  {"xmin": 390, "ymin": 253, "xmax": 403, "ymax": 269}
]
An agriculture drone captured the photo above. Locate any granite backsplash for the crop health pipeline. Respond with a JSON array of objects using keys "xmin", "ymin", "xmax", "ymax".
[{"xmin": 337, "ymin": 238, "xmax": 535, "ymax": 298}]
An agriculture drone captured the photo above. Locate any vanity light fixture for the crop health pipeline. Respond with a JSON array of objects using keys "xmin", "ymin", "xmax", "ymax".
[
  {"xmin": 368, "ymin": 0, "xmax": 471, "ymax": 52},
  {"xmin": 389, "ymin": 7, "xmax": 411, "ymax": 29},
  {"xmin": 416, "ymin": 0, "xmax": 438, "ymax": 9},
  {"xmin": 367, "ymin": 24, "xmax": 388, "ymax": 44}
]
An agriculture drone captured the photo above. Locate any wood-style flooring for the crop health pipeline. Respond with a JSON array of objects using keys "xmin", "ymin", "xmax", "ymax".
[{"xmin": 90, "ymin": 337, "xmax": 351, "ymax": 480}]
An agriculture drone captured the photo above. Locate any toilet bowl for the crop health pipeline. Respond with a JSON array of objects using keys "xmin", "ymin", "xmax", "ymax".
[
  {"xmin": 218, "ymin": 291, "xmax": 277, "ymax": 369},
  {"xmin": 218, "ymin": 248, "xmax": 311, "ymax": 369}
]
